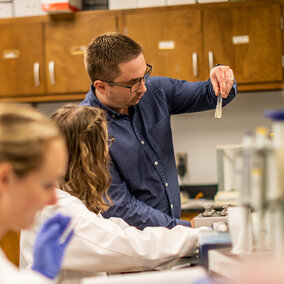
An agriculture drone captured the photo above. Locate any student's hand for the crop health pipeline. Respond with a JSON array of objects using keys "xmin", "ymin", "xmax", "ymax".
[
  {"xmin": 31, "ymin": 213, "xmax": 74, "ymax": 279},
  {"xmin": 210, "ymin": 65, "xmax": 235, "ymax": 98}
]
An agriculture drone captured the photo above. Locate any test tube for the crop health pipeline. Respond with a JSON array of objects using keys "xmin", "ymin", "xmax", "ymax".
[
  {"xmin": 59, "ymin": 218, "xmax": 75, "ymax": 244},
  {"xmin": 214, "ymin": 95, "xmax": 223, "ymax": 118}
]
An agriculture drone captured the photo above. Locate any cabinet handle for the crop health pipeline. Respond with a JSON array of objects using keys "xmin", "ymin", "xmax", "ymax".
[
  {"xmin": 33, "ymin": 62, "xmax": 40, "ymax": 87},
  {"xmin": 48, "ymin": 61, "xmax": 56, "ymax": 85},
  {"xmin": 208, "ymin": 51, "xmax": 214, "ymax": 70},
  {"xmin": 123, "ymin": 27, "xmax": 128, "ymax": 35},
  {"xmin": 192, "ymin": 52, "xmax": 198, "ymax": 77},
  {"xmin": 70, "ymin": 46, "xmax": 86, "ymax": 56}
]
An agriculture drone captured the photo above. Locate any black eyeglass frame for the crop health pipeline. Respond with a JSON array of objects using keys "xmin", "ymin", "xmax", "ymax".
[{"xmin": 95, "ymin": 64, "xmax": 152, "ymax": 93}]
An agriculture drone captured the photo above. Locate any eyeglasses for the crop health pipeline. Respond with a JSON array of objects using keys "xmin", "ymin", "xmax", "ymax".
[{"xmin": 96, "ymin": 64, "xmax": 152, "ymax": 93}]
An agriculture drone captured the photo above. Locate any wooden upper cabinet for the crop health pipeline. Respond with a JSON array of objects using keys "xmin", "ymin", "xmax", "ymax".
[
  {"xmin": 123, "ymin": 7, "xmax": 203, "ymax": 81},
  {"xmin": 203, "ymin": 3, "xmax": 282, "ymax": 84},
  {"xmin": 0, "ymin": 22, "xmax": 45, "ymax": 96},
  {"xmin": 0, "ymin": 1, "xmax": 284, "ymax": 101},
  {"xmin": 45, "ymin": 12, "xmax": 118, "ymax": 94}
]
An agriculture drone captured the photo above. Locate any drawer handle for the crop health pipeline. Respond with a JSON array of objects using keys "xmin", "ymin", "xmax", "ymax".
[
  {"xmin": 48, "ymin": 61, "xmax": 56, "ymax": 85},
  {"xmin": 33, "ymin": 62, "xmax": 40, "ymax": 87},
  {"xmin": 192, "ymin": 52, "xmax": 198, "ymax": 77},
  {"xmin": 208, "ymin": 51, "xmax": 214, "ymax": 70},
  {"xmin": 3, "ymin": 49, "xmax": 19, "ymax": 59},
  {"xmin": 70, "ymin": 46, "xmax": 86, "ymax": 56}
]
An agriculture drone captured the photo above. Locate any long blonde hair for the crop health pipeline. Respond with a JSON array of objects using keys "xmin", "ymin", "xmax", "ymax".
[
  {"xmin": 0, "ymin": 103, "xmax": 61, "ymax": 177},
  {"xmin": 51, "ymin": 105, "xmax": 112, "ymax": 213}
]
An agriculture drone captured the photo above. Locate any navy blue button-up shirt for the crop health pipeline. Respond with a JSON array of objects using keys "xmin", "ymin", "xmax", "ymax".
[{"xmin": 81, "ymin": 76, "xmax": 237, "ymax": 229}]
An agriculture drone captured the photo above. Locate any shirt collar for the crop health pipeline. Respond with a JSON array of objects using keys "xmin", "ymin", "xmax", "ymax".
[{"xmin": 87, "ymin": 85, "xmax": 135, "ymax": 118}]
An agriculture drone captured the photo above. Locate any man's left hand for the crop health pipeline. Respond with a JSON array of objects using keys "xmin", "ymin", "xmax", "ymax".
[{"xmin": 210, "ymin": 65, "xmax": 235, "ymax": 98}]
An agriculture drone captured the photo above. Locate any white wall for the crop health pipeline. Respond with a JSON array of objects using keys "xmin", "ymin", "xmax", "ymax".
[
  {"xmin": 171, "ymin": 90, "xmax": 284, "ymax": 184},
  {"xmin": 34, "ymin": 101, "xmax": 80, "ymax": 116},
  {"xmin": 34, "ymin": 90, "xmax": 284, "ymax": 185}
]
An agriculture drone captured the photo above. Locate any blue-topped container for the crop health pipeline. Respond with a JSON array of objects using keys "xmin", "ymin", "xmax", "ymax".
[
  {"xmin": 265, "ymin": 109, "xmax": 284, "ymax": 256},
  {"xmin": 265, "ymin": 110, "xmax": 284, "ymax": 121},
  {"xmin": 265, "ymin": 110, "xmax": 284, "ymax": 149}
]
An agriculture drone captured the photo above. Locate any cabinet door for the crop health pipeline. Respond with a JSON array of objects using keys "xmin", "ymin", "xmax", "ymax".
[
  {"xmin": 0, "ymin": 231, "xmax": 20, "ymax": 267},
  {"xmin": 45, "ymin": 13, "xmax": 118, "ymax": 94},
  {"xmin": 203, "ymin": 3, "xmax": 282, "ymax": 84},
  {"xmin": 123, "ymin": 7, "xmax": 203, "ymax": 81},
  {"xmin": 0, "ymin": 22, "xmax": 45, "ymax": 96}
]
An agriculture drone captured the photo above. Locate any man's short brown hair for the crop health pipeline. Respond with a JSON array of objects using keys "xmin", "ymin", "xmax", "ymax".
[{"xmin": 84, "ymin": 32, "xmax": 143, "ymax": 83}]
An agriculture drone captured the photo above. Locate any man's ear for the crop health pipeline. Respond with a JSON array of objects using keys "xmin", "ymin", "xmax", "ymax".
[
  {"xmin": 0, "ymin": 163, "xmax": 13, "ymax": 193},
  {"xmin": 94, "ymin": 80, "xmax": 108, "ymax": 95}
]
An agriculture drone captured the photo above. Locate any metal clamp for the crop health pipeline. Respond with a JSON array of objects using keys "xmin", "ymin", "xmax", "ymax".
[
  {"xmin": 220, "ymin": 204, "xmax": 229, "ymax": 216},
  {"xmin": 202, "ymin": 204, "xmax": 215, "ymax": 217}
]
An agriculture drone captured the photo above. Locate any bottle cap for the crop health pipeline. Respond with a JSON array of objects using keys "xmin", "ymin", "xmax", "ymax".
[{"xmin": 265, "ymin": 110, "xmax": 284, "ymax": 121}]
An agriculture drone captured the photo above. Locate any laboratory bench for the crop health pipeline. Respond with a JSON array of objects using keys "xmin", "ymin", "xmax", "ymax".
[{"xmin": 180, "ymin": 184, "xmax": 218, "ymax": 221}]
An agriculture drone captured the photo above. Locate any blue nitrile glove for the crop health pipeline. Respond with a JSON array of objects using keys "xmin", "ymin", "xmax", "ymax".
[{"xmin": 31, "ymin": 213, "xmax": 74, "ymax": 279}]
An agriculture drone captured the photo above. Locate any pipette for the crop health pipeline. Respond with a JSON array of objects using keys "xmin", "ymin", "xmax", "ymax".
[{"xmin": 214, "ymin": 95, "xmax": 223, "ymax": 118}]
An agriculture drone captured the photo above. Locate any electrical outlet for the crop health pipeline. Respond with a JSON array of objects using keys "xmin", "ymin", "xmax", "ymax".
[{"xmin": 176, "ymin": 152, "xmax": 187, "ymax": 178}]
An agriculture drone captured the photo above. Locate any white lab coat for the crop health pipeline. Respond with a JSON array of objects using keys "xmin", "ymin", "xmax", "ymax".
[
  {"xmin": 0, "ymin": 247, "xmax": 53, "ymax": 284},
  {"xmin": 20, "ymin": 189, "xmax": 200, "ymax": 284}
]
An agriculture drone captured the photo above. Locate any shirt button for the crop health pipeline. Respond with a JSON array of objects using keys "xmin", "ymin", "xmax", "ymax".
[
  {"xmin": 165, "ymin": 182, "xmax": 168, "ymax": 187},
  {"xmin": 171, "ymin": 204, "xmax": 174, "ymax": 209},
  {"xmin": 154, "ymin": 161, "xmax": 158, "ymax": 165},
  {"xmin": 141, "ymin": 140, "xmax": 144, "ymax": 144},
  {"xmin": 112, "ymin": 115, "xmax": 115, "ymax": 118}
]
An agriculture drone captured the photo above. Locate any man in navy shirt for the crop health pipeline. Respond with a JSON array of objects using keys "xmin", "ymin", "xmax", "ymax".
[{"xmin": 81, "ymin": 32, "xmax": 237, "ymax": 230}]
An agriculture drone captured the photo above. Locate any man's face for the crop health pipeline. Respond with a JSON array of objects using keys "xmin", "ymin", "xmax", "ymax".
[{"xmin": 102, "ymin": 54, "xmax": 148, "ymax": 112}]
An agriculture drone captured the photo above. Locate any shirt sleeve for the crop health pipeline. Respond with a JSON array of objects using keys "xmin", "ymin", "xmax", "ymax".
[
  {"xmin": 149, "ymin": 77, "xmax": 237, "ymax": 115},
  {"xmin": 21, "ymin": 192, "xmax": 200, "ymax": 274},
  {"xmin": 45, "ymin": 201, "xmax": 198, "ymax": 273},
  {"xmin": 102, "ymin": 162, "xmax": 191, "ymax": 229}
]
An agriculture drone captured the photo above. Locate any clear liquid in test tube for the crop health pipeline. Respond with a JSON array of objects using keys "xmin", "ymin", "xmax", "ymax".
[{"xmin": 214, "ymin": 95, "xmax": 223, "ymax": 118}]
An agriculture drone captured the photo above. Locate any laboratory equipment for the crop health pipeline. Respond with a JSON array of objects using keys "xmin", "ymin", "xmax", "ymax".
[
  {"xmin": 193, "ymin": 204, "xmax": 228, "ymax": 228},
  {"xmin": 265, "ymin": 110, "xmax": 284, "ymax": 256},
  {"xmin": 198, "ymin": 229, "xmax": 231, "ymax": 269},
  {"xmin": 209, "ymin": 114, "xmax": 284, "ymax": 278},
  {"xmin": 215, "ymin": 122, "xmax": 282, "ymax": 254},
  {"xmin": 215, "ymin": 144, "xmax": 242, "ymax": 206},
  {"xmin": 82, "ymin": 267, "xmax": 207, "ymax": 284}
]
